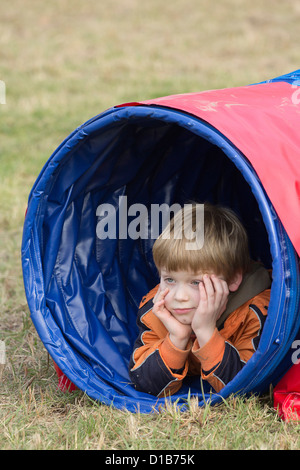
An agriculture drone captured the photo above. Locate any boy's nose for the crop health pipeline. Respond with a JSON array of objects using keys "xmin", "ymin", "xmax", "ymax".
[{"xmin": 174, "ymin": 285, "xmax": 189, "ymax": 302}]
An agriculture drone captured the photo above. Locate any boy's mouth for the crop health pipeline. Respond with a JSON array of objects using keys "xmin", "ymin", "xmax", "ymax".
[{"xmin": 172, "ymin": 308, "xmax": 194, "ymax": 314}]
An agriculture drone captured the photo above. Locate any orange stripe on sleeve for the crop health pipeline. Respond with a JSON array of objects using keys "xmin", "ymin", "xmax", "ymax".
[
  {"xmin": 192, "ymin": 328, "xmax": 226, "ymax": 372},
  {"xmin": 159, "ymin": 334, "xmax": 192, "ymax": 370}
]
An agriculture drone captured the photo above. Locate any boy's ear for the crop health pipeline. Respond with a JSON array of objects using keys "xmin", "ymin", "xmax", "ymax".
[{"xmin": 228, "ymin": 272, "xmax": 243, "ymax": 292}]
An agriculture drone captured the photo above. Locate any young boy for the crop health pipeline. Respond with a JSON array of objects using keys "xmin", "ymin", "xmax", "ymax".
[{"xmin": 129, "ymin": 203, "xmax": 271, "ymax": 397}]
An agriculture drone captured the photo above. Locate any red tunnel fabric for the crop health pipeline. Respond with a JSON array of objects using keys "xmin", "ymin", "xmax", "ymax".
[{"xmin": 141, "ymin": 81, "xmax": 300, "ymax": 257}]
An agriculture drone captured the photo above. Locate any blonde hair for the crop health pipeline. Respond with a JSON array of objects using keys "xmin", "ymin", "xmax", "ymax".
[{"xmin": 152, "ymin": 202, "xmax": 250, "ymax": 283}]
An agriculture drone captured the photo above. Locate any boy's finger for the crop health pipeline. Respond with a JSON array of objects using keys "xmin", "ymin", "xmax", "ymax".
[
  {"xmin": 160, "ymin": 287, "xmax": 169, "ymax": 298},
  {"xmin": 152, "ymin": 299, "xmax": 165, "ymax": 314},
  {"xmin": 211, "ymin": 276, "xmax": 229, "ymax": 294},
  {"xmin": 203, "ymin": 275, "xmax": 215, "ymax": 298},
  {"xmin": 211, "ymin": 277, "xmax": 229, "ymax": 310},
  {"xmin": 154, "ymin": 286, "xmax": 168, "ymax": 303},
  {"xmin": 199, "ymin": 281, "xmax": 207, "ymax": 301}
]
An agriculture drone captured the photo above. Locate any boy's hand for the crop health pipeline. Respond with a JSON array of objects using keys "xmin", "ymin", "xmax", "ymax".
[
  {"xmin": 153, "ymin": 287, "xmax": 192, "ymax": 350},
  {"xmin": 192, "ymin": 275, "xmax": 229, "ymax": 347}
]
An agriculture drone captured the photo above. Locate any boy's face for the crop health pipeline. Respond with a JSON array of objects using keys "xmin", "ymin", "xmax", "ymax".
[{"xmin": 159, "ymin": 268, "xmax": 225, "ymax": 325}]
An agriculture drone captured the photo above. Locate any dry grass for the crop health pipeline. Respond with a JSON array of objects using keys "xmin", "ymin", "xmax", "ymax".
[{"xmin": 1, "ymin": 0, "xmax": 300, "ymax": 450}]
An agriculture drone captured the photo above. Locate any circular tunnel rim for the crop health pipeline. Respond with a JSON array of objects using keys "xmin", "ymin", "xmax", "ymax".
[{"xmin": 22, "ymin": 104, "xmax": 300, "ymax": 412}]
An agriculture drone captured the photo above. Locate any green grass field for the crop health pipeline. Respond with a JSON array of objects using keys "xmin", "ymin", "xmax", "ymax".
[{"xmin": 1, "ymin": 0, "xmax": 300, "ymax": 450}]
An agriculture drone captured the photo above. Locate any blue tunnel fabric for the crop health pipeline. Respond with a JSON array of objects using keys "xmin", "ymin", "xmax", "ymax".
[{"xmin": 22, "ymin": 71, "xmax": 300, "ymax": 413}]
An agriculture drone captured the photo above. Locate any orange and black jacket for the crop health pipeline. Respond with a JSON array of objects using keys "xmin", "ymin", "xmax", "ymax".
[{"xmin": 129, "ymin": 285, "xmax": 270, "ymax": 397}]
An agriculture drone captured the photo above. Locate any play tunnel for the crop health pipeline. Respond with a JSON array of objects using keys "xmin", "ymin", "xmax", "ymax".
[{"xmin": 21, "ymin": 70, "xmax": 300, "ymax": 413}]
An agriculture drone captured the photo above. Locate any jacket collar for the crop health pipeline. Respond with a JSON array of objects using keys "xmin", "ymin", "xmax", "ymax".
[{"xmin": 216, "ymin": 261, "xmax": 271, "ymax": 328}]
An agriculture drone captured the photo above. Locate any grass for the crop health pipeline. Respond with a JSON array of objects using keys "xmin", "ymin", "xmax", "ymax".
[{"xmin": 1, "ymin": 0, "xmax": 300, "ymax": 450}]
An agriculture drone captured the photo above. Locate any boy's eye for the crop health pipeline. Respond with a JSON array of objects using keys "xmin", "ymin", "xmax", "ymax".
[
  {"xmin": 165, "ymin": 278, "xmax": 174, "ymax": 284},
  {"xmin": 191, "ymin": 280, "xmax": 202, "ymax": 286}
]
